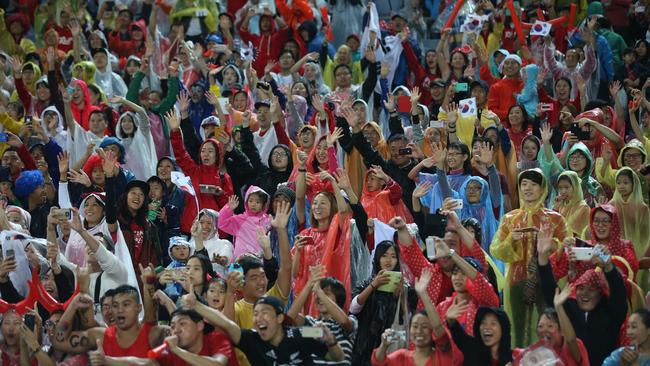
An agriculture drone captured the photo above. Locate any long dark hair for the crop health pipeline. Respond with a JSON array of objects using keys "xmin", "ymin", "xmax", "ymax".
[
  {"xmin": 118, "ymin": 186, "xmax": 149, "ymax": 226},
  {"xmin": 507, "ymin": 104, "xmax": 531, "ymax": 131},
  {"xmin": 188, "ymin": 254, "xmax": 215, "ymax": 296},
  {"xmin": 473, "ymin": 307, "xmax": 513, "ymax": 365},
  {"xmin": 372, "ymin": 240, "xmax": 401, "ymax": 275}
]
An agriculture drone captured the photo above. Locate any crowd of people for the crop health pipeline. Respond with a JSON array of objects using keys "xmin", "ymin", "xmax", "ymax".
[{"xmin": 0, "ymin": 0, "xmax": 650, "ymax": 364}]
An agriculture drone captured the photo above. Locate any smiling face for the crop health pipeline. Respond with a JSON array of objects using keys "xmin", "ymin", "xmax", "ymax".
[
  {"xmin": 592, "ymin": 209, "xmax": 612, "ymax": 240},
  {"xmin": 508, "ymin": 106, "xmax": 524, "ymax": 127},
  {"xmin": 568, "ymin": 151, "xmax": 588, "ymax": 175},
  {"xmin": 576, "ymin": 284, "xmax": 602, "ymax": 312},
  {"xmin": 410, "ymin": 313, "xmax": 434, "ymax": 348},
  {"xmin": 537, "ymin": 314, "xmax": 562, "ymax": 346},
  {"xmin": 315, "ymin": 139, "xmax": 328, "ymax": 165},
  {"xmin": 311, "ymin": 193, "xmax": 333, "ymax": 224},
  {"xmin": 91, "ymin": 166, "xmax": 105, "ymax": 186},
  {"xmin": 451, "ymin": 52, "xmax": 466, "ymax": 70},
  {"xmin": 120, "ymin": 115, "xmax": 135, "ymax": 136},
  {"xmin": 126, "ymin": 187, "xmax": 145, "ymax": 212},
  {"xmin": 232, "ymin": 92, "xmax": 247, "ymax": 111},
  {"xmin": 623, "ymin": 148, "xmax": 644, "ymax": 171},
  {"xmin": 157, "ymin": 160, "xmax": 173, "ymax": 181},
  {"xmin": 555, "ymin": 79, "xmax": 571, "ymax": 101},
  {"xmin": 243, "ymin": 267, "xmax": 269, "ymax": 300},
  {"xmin": 253, "ymin": 303, "xmax": 282, "ymax": 341},
  {"xmin": 41, "ymin": 269, "xmax": 58, "ymax": 298},
  {"xmin": 627, "ymin": 313, "xmax": 650, "ymax": 346},
  {"xmin": 291, "ymin": 82, "xmax": 307, "ymax": 98},
  {"xmin": 304, "ymin": 63, "xmax": 318, "ymax": 81},
  {"xmin": 479, "ymin": 313, "xmax": 503, "ymax": 348},
  {"xmin": 83, "ymin": 196, "xmax": 104, "ymax": 226},
  {"xmin": 519, "ymin": 178, "xmax": 542, "ymax": 203},
  {"xmin": 365, "ymin": 172, "xmax": 383, "ymax": 192},
  {"xmin": 89, "ymin": 112, "xmax": 108, "ymax": 135},
  {"xmin": 446, "ymin": 147, "xmax": 467, "ymax": 170},
  {"xmin": 199, "ymin": 214, "xmax": 215, "ymax": 240},
  {"xmin": 363, "ymin": 125, "xmax": 380, "ymax": 147}
]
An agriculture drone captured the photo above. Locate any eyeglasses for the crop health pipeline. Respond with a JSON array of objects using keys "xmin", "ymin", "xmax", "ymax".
[
  {"xmin": 592, "ymin": 219, "xmax": 611, "ymax": 226},
  {"xmin": 568, "ymin": 154, "xmax": 586, "ymax": 161},
  {"xmin": 335, "ymin": 72, "xmax": 351, "ymax": 77},
  {"xmin": 466, "ymin": 186, "xmax": 482, "ymax": 192},
  {"xmin": 271, "ymin": 152, "xmax": 288, "ymax": 158},
  {"xmin": 624, "ymin": 153, "xmax": 643, "ymax": 159},
  {"xmin": 447, "ymin": 152, "xmax": 463, "ymax": 157}
]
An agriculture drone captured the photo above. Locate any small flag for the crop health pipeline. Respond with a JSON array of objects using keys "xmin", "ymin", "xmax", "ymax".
[
  {"xmin": 458, "ymin": 97, "xmax": 477, "ymax": 118},
  {"xmin": 171, "ymin": 171, "xmax": 196, "ymax": 196},
  {"xmin": 460, "ymin": 15, "xmax": 488, "ymax": 34},
  {"xmin": 530, "ymin": 21, "xmax": 552, "ymax": 36}
]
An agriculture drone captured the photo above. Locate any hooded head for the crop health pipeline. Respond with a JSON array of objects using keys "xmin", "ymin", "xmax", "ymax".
[
  {"xmin": 168, "ymin": 236, "xmax": 194, "ymax": 262},
  {"xmin": 618, "ymin": 139, "xmax": 647, "ymax": 171},
  {"xmin": 564, "ymin": 142, "xmax": 594, "ymax": 179},
  {"xmin": 79, "ymin": 192, "xmax": 107, "ymax": 226},
  {"xmin": 244, "ymin": 186, "xmax": 270, "ymax": 216},
  {"xmin": 116, "ymin": 112, "xmax": 140, "ymax": 139},
  {"xmin": 5, "ymin": 205, "xmax": 31, "ymax": 230},
  {"xmin": 198, "ymin": 139, "xmax": 223, "ymax": 168},
  {"xmin": 298, "ymin": 21, "xmax": 318, "ymax": 42},
  {"xmin": 267, "ymin": 144, "xmax": 293, "ymax": 173},
  {"xmin": 40, "ymin": 106, "xmax": 64, "ymax": 136},
  {"xmin": 99, "ymin": 137, "xmax": 126, "ymax": 164},
  {"xmin": 73, "ymin": 61, "xmax": 97, "ymax": 85},
  {"xmin": 589, "ymin": 204, "xmax": 622, "ymax": 244},
  {"xmin": 199, "ymin": 116, "xmax": 220, "ymax": 141},
  {"xmin": 197, "ymin": 209, "xmax": 219, "ymax": 240}
]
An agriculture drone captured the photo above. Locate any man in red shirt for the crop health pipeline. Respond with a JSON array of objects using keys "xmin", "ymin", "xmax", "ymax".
[
  {"xmin": 50, "ymin": 279, "xmax": 168, "ymax": 360},
  {"xmin": 487, "ymin": 54, "xmax": 524, "ymax": 122},
  {"xmin": 153, "ymin": 309, "xmax": 237, "ymax": 366}
]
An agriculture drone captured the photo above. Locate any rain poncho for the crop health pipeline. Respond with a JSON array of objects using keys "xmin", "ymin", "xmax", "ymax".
[
  {"xmin": 323, "ymin": 45, "xmax": 365, "ymax": 89},
  {"xmin": 39, "ymin": 106, "xmax": 67, "ymax": 149},
  {"xmin": 539, "ymin": 141, "xmax": 605, "ymax": 207},
  {"xmin": 190, "ymin": 209, "xmax": 234, "ymax": 263},
  {"xmin": 458, "ymin": 176, "xmax": 502, "ymax": 252},
  {"xmin": 93, "ymin": 49, "xmax": 128, "ymax": 99},
  {"xmin": 516, "ymin": 64, "xmax": 539, "ymax": 117},
  {"xmin": 217, "ymin": 185, "xmax": 271, "ymax": 259},
  {"xmin": 491, "ymin": 169, "xmax": 568, "ymax": 347},
  {"xmin": 609, "ymin": 167, "xmax": 650, "ymax": 275},
  {"xmin": 360, "ymin": 170, "xmax": 413, "ymax": 224},
  {"xmin": 596, "ymin": 139, "xmax": 649, "ymax": 204},
  {"xmin": 553, "ymin": 171, "xmax": 590, "ymax": 238},
  {"xmin": 115, "ymin": 111, "xmax": 157, "ymax": 180}
]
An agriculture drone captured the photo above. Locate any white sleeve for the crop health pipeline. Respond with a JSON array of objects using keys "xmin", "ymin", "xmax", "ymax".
[
  {"xmin": 95, "ymin": 242, "xmax": 127, "ymax": 279},
  {"xmin": 348, "ymin": 295, "xmax": 364, "ymax": 314},
  {"xmin": 58, "ymin": 182, "xmax": 72, "ymax": 209}
]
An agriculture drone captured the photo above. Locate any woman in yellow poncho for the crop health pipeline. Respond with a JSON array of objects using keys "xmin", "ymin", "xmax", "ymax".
[
  {"xmin": 552, "ymin": 170, "xmax": 590, "ymax": 238},
  {"xmin": 322, "ymin": 45, "xmax": 364, "ymax": 90},
  {"xmin": 491, "ymin": 168, "xmax": 568, "ymax": 348},
  {"xmin": 596, "ymin": 139, "xmax": 648, "ymax": 204},
  {"xmin": 609, "ymin": 167, "xmax": 650, "ymax": 292},
  {"xmin": 170, "ymin": 0, "xmax": 219, "ymax": 43}
]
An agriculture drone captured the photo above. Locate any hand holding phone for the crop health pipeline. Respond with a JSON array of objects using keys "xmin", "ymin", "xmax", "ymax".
[
  {"xmin": 398, "ymin": 147, "xmax": 412, "ymax": 156},
  {"xmin": 301, "ymin": 326, "xmax": 324, "ymax": 338},
  {"xmin": 24, "ymin": 313, "xmax": 36, "ymax": 331}
]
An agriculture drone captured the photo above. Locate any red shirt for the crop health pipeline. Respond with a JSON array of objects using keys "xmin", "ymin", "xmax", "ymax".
[
  {"xmin": 156, "ymin": 332, "xmax": 238, "ymax": 366},
  {"xmin": 103, "ymin": 323, "xmax": 153, "ymax": 358}
]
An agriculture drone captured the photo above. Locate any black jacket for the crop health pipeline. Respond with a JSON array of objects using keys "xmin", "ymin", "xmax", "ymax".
[{"xmin": 539, "ymin": 263, "xmax": 627, "ymax": 366}]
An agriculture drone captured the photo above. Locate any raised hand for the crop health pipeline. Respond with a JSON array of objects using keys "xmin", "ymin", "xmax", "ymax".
[
  {"xmin": 332, "ymin": 168, "xmax": 352, "ymax": 190},
  {"xmin": 380, "ymin": 62, "xmax": 390, "ymax": 78},
  {"xmin": 369, "ymin": 164, "xmax": 390, "ymax": 183},
  {"xmin": 326, "ymin": 127, "xmax": 343, "ymax": 147},
  {"xmin": 553, "ymin": 284, "xmax": 573, "ymax": 308},
  {"xmin": 411, "ymin": 86, "xmax": 421, "ymax": 106},
  {"xmin": 388, "ymin": 216, "xmax": 406, "ymax": 231},
  {"xmin": 70, "ymin": 208, "xmax": 83, "ymax": 232},
  {"xmin": 205, "ymin": 91, "xmax": 219, "ymax": 106},
  {"xmin": 271, "ymin": 200, "xmax": 291, "ymax": 229},
  {"xmin": 413, "ymin": 181, "xmax": 433, "ymax": 198},
  {"xmin": 339, "ymin": 106, "xmax": 359, "ymax": 129},
  {"xmin": 97, "ymin": 148, "xmax": 118, "ymax": 177},
  {"xmin": 383, "ymin": 94, "xmax": 395, "ymax": 112},
  {"xmin": 165, "ymin": 110, "xmax": 181, "ymax": 131},
  {"xmin": 414, "ymin": 268, "xmax": 432, "ymax": 295},
  {"xmin": 540, "ymin": 122, "xmax": 552, "ymax": 144},
  {"xmin": 311, "ymin": 94, "xmax": 325, "ymax": 113},
  {"xmin": 475, "ymin": 141, "xmax": 494, "ymax": 166},
  {"xmin": 297, "ymin": 150, "xmax": 308, "ymax": 169},
  {"xmin": 609, "ymin": 80, "xmax": 622, "ymax": 98},
  {"xmin": 446, "ymin": 103, "xmax": 459, "ymax": 125},
  {"xmin": 256, "ymin": 227, "xmax": 271, "ymax": 252},
  {"xmin": 430, "ymin": 142, "xmax": 447, "ymax": 166},
  {"xmin": 67, "ymin": 170, "xmax": 92, "ymax": 187},
  {"xmin": 228, "ymin": 195, "xmax": 239, "ymax": 210},
  {"xmin": 177, "ymin": 91, "xmax": 190, "ymax": 114}
]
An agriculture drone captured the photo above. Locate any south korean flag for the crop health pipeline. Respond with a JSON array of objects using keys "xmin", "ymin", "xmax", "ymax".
[
  {"xmin": 530, "ymin": 21, "xmax": 552, "ymax": 36},
  {"xmin": 458, "ymin": 97, "xmax": 477, "ymax": 118}
]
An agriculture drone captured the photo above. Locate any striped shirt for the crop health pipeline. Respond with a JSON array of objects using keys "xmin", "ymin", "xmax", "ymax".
[{"xmin": 304, "ymin": 315, "xmax": 358, "ymax": 366}]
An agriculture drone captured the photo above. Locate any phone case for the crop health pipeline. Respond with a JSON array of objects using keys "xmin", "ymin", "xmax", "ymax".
[
  {"xmin": 377, "ymin": 271, "xmax": 402, "ymax": 292},
  {"xmin": 397, "ymin": 96, "xmax": 411, "ymax": 113}
]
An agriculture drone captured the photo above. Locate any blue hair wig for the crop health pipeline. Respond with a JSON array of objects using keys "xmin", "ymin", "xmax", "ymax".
[
  {"xmin": 99, "ymin": 137, "xmax": 126, "ymax": 164},
  {"xmin": 14, "ymin": 170, "xmax": 44, "ymax": 198}
]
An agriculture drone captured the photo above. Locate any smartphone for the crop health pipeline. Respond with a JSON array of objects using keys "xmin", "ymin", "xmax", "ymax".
[
  {"xmin": 429, "ymin": 121, "xmax": 445, "ymax": 128},
  {"xmin": 397, "ymin": 96, "xmax": 411, "ymax": 113},
  {"xmin": 55, "ymin": 208, "xmax": 72, "ymax": 220},
  {"xmin": 593, "ymin": 245, "xmax": 611, "ymax": 263},
  {"xmin": 300, "ymin": 236, "xmax": 315, "ymax": 246},
  {"xmin": 574, "ymin": 238, "xmax": 590, "ymax": 248},
  {"xmin": 0, "ymin": 132, "xmax": 8, "ymax": 143},
  {"xmin": 301, "ymin": 326, "xmax": 324, "ymax": 338},
  {"xmin": 256, "ymin": 81, "xmax": 271, "ymax": 91},
  {"xmin": 24, "ymin": 313, "xmax": 35, "ymax": 331},
  {"xmin": 451, "ymin": 198, "xmax": 464, "ymax": 210},
  {"xmin": 398, "ymin": 147, "xmax": 413, "ymax": 156},
  {"xmin": 570, "ymin": 123, "xmax": 590, "ymax": 140},
  {"xmin": 455, "ymin": 83, "xmax": 469, "ymax": 92},
  {"xmin": 24, "ymin": 116, "xmax": 32, "ymax": 126},
  {"xmin": 214, "ymin": 125, "xmax": 225, "ymax": 138},
  {"xmin": 540, "ymin": 103, "xmax": 554, "ymax": 112},
  {"xmin": 199, "ymin": 184, "xmax": 218, "ymax": 194},
  {"xmin": 5, "ymin": 249, "xmax": 14, "ymax": 259},
  {"xmin": 572, "ymin": 247, "xmax": 594, "ymax": 261},
  {"xmin": 377, "ymin": 271, "xmax": 402, "ymax": 293},
  {"xmin": 425, "ymin": 237, "xmax": 436, "ymax": 260}
]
